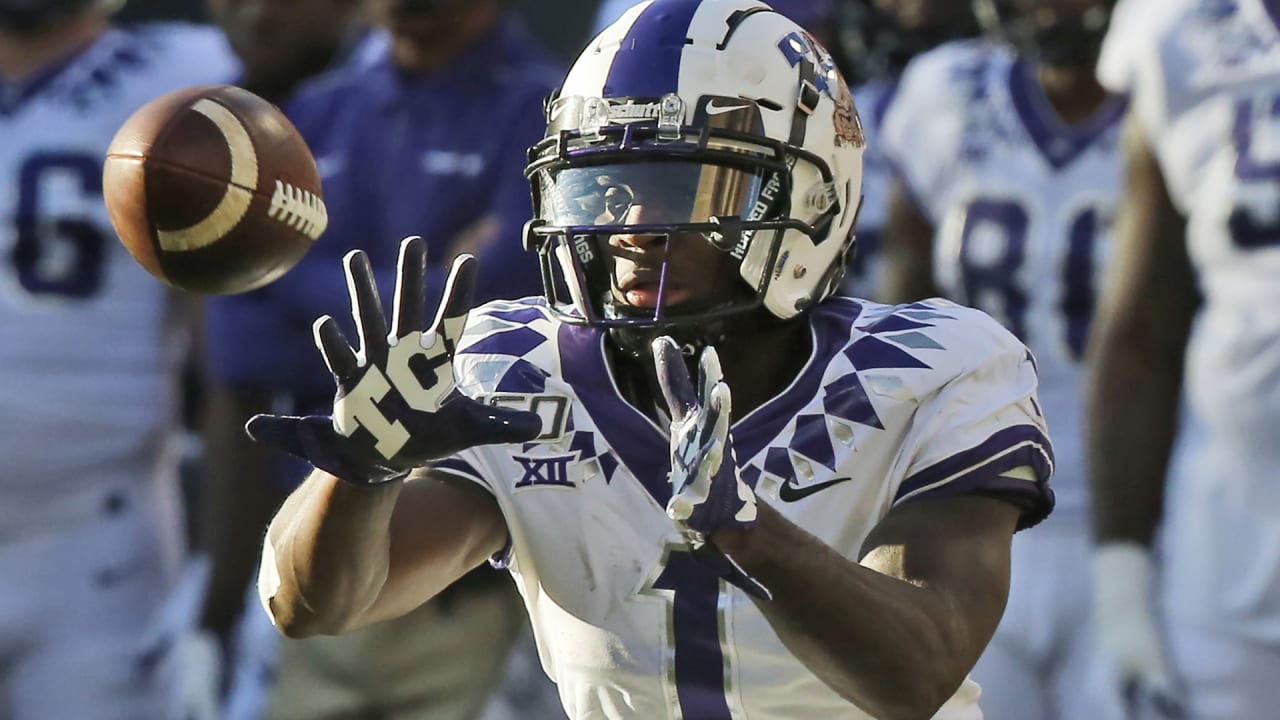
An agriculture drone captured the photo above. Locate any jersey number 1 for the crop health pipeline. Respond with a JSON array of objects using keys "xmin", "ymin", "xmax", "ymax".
[{"xmin": 644, "ymin": 545, "xmax": 735, "ymax": 720}]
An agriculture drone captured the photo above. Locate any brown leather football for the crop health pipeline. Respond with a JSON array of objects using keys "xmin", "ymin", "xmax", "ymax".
[{"xmin": 104, "ymin": 85, "xmax": 326, "ymax": 295}]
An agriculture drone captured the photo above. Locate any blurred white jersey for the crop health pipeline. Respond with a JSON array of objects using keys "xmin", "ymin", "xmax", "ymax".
[
  {"xmin": 0, "ymin": 25, "xmax": 237, "ymax": 509},
  {"xmin": 437, "ymin": 297, "xmax": 1054, "ymax": 720},
  {"xmin": 882, "ymin": 41, "xmax": 1125, "ymax": 515},
  {"xmin": 1098, "ymin": 0, "xmax": 1280, "ymax": 641}
]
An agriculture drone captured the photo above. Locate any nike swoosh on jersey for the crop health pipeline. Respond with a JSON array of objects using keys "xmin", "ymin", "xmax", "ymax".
[
  {"xmin": 705, "ymin": 100, "xmax": 751, "ymax": 115},
  {"xmin": 777, "ymin": 476, "xmax": 853, "ymax": 502}
]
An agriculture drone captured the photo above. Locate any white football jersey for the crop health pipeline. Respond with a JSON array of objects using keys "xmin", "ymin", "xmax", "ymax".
[
  {"xmin": 0, "ymin": 25, "xmax": 237, "ymax": 496},
  {"xmin": 881, "ymin": 41, "xmax": 1125, "ymax": 515},
  {"xmin": 1098, "ymin": 0, "xmax": 1280, "ymax": 638},
  {"xmin": 1098, "ymin": 0, "xmax": 1280, "ymax": 501},
  {"xmin": 436, "ymin": 297, "xmax": 1054, "ymax": 720}
]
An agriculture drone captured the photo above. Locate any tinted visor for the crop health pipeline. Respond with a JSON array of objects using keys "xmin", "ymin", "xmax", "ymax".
[{"xmin": 537, "ymin": 161, "xmax": 767, "ymax": 228}]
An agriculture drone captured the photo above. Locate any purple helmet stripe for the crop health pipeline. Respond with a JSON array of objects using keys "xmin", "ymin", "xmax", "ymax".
[{"xmin": 604, "ymin": 0, "xmax": 702, "ymax": 98}]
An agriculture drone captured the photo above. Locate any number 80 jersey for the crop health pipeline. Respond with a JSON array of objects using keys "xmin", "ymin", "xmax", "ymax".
[
  {"xmin": 880, "ymin": 41, "xmax": 1126, "ymax": 516},
  {"xmin": 437, "ymin": 297, "xmax": 1054, "ymax": 720}
]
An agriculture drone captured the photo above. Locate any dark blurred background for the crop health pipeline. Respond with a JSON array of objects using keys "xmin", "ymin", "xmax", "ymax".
[{"xmin": 117, "ymin": 0, "xmax": 601, "ymax": 62}]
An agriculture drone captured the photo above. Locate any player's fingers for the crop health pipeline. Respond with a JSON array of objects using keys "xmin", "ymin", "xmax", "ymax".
[
  {"xmin": 312, "ymin": 316, "xmax": 359, "ymax": 379},
  {"xmin": 343, "ymin": 250, "xmax": 389, "ymax": 362},
  {"xmin": 698, "ymin": 346, "xmax": 724, "ymax": 407},
  {"xmin": 653, "ymin": 336, "xmax": 696, "ymax": 421},
  {"xmin": 391, "ymin": 236, "xmax": 428, "ymax": 340},
  {"xmin": 431, "ymin": 254, "xmax": 478, "ymax": 348},
  {"xmin": 709, "ymin": 382, "xmax": 732, "ymax": 443}
]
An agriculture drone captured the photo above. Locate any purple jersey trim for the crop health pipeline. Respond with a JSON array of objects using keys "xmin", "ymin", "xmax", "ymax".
[
  {"xmin": 895, "ymin": 424, "xmax": 1056, "ymax": 529},
  {"xmin": 734, "ymin": 301, "xmax": 863, "ymax": 461},
  {"xmin": 1267, "ymin": 0, "xmax": 1280, "ymax": 35},
  {"xmin": 1007, "ymin": 59, "xmax": 1128, "ymax": 170},
  {"xmin": 433, "ymin": 456, "xmax": 485, "ymax": 485},
  {"xmin": 604, "ymin": 0, "xmax": 701, "ymax": 98},
  {"xmin": 557, "ymin": 324, "xmax": 674, "ymax": 506}
]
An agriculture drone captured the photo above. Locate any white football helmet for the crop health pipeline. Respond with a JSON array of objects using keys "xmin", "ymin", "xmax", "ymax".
[{"xmin": 524, "ymin": 0, "xmax": 865, "ymax": 351}]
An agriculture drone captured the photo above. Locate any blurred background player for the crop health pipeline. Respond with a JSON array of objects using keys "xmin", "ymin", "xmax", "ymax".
[
  {"xmin": 204, "ymin": 0, "xmax": 560, "ymax": 718},
  {"xmin": 1089, "ymin": 0, "xmax": 1280, "ymax": 717},
  {"xmin": 207, "ymin": 0, "xmax": 367, "ymax": 104},
  {"xmin": 0, "ymin": 0, "xmax": 237, "ymax": 718},
  {"xmin": 879, "ymin": 1, "xmax": 1122, "ymax": 718},
  {"xmin": 834, "ymin": 0, "xmax": 979, "ymax": 297}
]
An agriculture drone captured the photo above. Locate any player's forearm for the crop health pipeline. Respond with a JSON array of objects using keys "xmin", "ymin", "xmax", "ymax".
[
  {"xmin": 1086, "ymin": 337, "xmax": 1184, "ymax": 546},
  {"xmin": 260, "ymin": 469, "xmax": 403, "ymax": 637},
  {"xmin": 711, "ymin": 503, "xmax": 974, "ymax": 720}
]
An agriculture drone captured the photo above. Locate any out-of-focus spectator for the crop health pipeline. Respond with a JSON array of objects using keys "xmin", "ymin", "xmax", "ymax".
[
  {"xmin": 0, "ymin": 2, "xmax": 236, "ymax": 719},
  {"xmin": 207, "ymin": 0, "xmax": 366, "ymax": 102},
  {"xmin": 205, "ymin": 1, "xmax": 559, "ymax": 718},
  {"xmin": 194, "ymin": 3, "xmax": 369, "ymax": 711}
]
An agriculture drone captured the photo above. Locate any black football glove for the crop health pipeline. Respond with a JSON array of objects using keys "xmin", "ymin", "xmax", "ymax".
[{"xmin": 246, "ymin": 236, "xmax": 542, "ymax": 484}]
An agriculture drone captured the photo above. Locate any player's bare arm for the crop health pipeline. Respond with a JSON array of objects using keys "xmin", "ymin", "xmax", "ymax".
[
  {"xmin": 260, "ymin": 465, "xmax": 505, "ymax": 636},
  {"xmin": 880, "ymin": 177, "xmax": 940, "ymax": 303},
  {"xmin": 651, "ymin": 335, "xmax": 1031, "ymax": 719},
  {"xmin": 1084, "ymin": 107, "xmax": 1197, "ymax": 719},
  {"xmin": 1086, "ymin": 113, "xmax": 1198, "ymax": 547},
  {"xmin": 713, "ymin": 495, "xmax": 1019, "ymax": 720},
  {"xmin": 251, "ymin": 237, "xmax": 540, "ymax": 636}
]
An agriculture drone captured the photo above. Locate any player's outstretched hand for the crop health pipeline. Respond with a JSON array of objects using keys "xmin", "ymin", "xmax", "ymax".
[
  {"xmin": 246, "ymin": 236, "xmax": 543, "ymax": 485},
  {"xmin": 1088, "ymin": 543, "xmax": 1186, "ymax": 720},
  {"xmin": 653, "ymin": 336, "xmax": 770, "ymax": 601}
]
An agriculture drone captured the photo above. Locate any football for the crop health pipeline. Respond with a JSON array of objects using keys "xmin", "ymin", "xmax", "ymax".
[{"xmin": 103, "ymin": 85, "xmax": 327, "ymax": 295}]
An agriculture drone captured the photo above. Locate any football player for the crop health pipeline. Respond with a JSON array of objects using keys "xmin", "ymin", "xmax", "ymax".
[
  {"xmin": 0, "ymin": 1, "xmax": 237, "ymax": 718},
  {"xmin": 836, "ymin": 0, "xmax": 980, "ymax": 297},
  {"xmin": 249, "ymin": 1, "xmax": 1055, "ymax": 719},
  {"xmin": 878, "ymin": 2, "xmax": 1121, "ymax": 718},
  {"xmin": 1089, "ymin": 0, "xmax": 1280, "ymax": 717}
]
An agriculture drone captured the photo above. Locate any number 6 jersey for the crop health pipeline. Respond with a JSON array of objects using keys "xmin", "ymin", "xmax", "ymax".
[
  {"xmin": 436, "ymin": 296, "xmax": 1055, "ymax": 720},
  {"xmin": 0, "ymin": 24, "xmax": 236, "ymax": 504},
  {"xmin": 880, "ymin": 41, "xmax": 1126, "ymax": 517}
]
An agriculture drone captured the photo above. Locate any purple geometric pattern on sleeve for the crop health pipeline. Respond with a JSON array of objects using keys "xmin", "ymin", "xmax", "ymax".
[
  {"xmin": 857, "ymin": 314, "xmax": 935, "ymax": 334},
  {"xmin": 737, "ymin": 299, "xmax": 949, "ymax": 484},
  {"xmin": 822, "ymin": 372, "xmax": 884, "ymax": 428},
  {"xmin": 463, "ymin": 327, "xmax": 548, "ymax": 358},
  {"xmin": 764, "ymin": 447, "xmax": 793, "ymax": 480},
  {"xmin": 792, "ymin": 414, "xmax": 837, "ymax": 471},
  {"xmin": 494, "ymin": 359, "xmax": 550, "ymax": 394},
  {"xmin": 843, "ymin": 336, "xmax": 933, "ymax": 371},
  {"xmin": 488, "ymin": 306, "xmax": 552, "ymax": 324}
]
